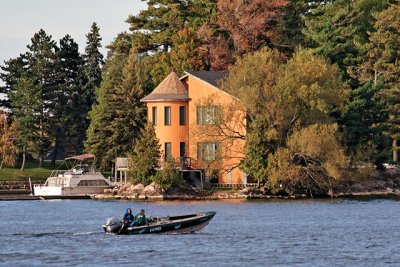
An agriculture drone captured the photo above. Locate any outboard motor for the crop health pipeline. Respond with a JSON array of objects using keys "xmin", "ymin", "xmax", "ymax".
[{"xmin": 103, "ymin": 217, "xmax": 123, "ymax": 234}]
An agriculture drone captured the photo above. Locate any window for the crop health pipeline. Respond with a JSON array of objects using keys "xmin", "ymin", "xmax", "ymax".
[
  {"xmin": 152, "ymin": 107, "xmax": 157, "ymax": 126},
  {"xmin": 164, "ymin": 106, "xmax": 171, "ymax": 126},
  {"xmin": 179, "ymin": 106, "xmax": 186, "ymax": 125},
  {"xmin": 165, "ymin": 142, "xmax": 172, "ymax": 159},
  {"xmin": 197, "ymin": 106, "xmax": 221, "ymax": 125},
  {"xmin": 77, "ymin": 180, "xmax": 109, "ymax": 186},
  {"xmin": 180, "ymin": 142, "xmax": 186, "ymax": 157},
  {"xmin": 197, "ymin": 142, "xmax": 221, "ymax": 161}
]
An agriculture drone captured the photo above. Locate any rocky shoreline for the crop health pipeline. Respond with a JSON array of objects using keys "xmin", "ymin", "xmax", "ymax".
[{"xmin": 90, "ymin": 176, "xmax": 400, "ymax": 201}]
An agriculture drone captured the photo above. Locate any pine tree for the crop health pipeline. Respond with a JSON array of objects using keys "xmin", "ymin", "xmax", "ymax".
[
  {"xmin": 54, "ymin": 34, "xmax": 84, "ymax": 160},
  {"xmin": 277, "ymin": 0, "xmax": 328, "ymax": 54},
  {"xmin": 10, "ymin": 75, "xmax": 42, "ymax": 170},
  {"xmin": 85, "ymin": 33, "xmax": 133, "ymax": 169},
  {"xmin": 81, "ymin": 22, "xmax": 104, "ymax": 117},
  {"xmin": 127, "ymin": 0, "xmax": 192, "ymax": 53},
  {"xmin": 0, "ymin": 56, "xmax": 27, "ymax": 110},
  {"xmin": 128, "ymin": 124, "xmax": 161, "ymax": 185},
  {"xmin": 303, "ymin": 0, "xmax": 392, "ymax": 77},
  {"xmin": 24, "ymin": 29, "xmax": 59, "ymax": 167},
  {"xmin": 304, "ymin": 0, "xmax": 396, "ymax": 164},
  {"xmin": 170, "ymin": 28, "xmax": 206, "ymax": 75},
  {"xmin": 359, "ymin": 3, "xmax": 400, "ymax": 162},
  {"xmin": 107, "ymin": 48, "xmax": 147, "ymax": 162}
]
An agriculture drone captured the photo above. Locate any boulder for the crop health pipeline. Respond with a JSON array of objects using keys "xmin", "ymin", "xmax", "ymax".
[
  {"xmin": 239, "ymin": 187, "xmax": 253, "ymax": 195},
  {"xmin": 376, "ymin": 180, "xmax": 386, "ymax": 189},
  {"xmin": 103, "ymin": 188, "xmax": 113, "ymax": 194},
  {"xmin": 139, "ymin": 182, "xmax": 165, "ymax": 198},
  {"xmin": 131, "ymin": 183, "xmax": 145, "ymax": 194}
]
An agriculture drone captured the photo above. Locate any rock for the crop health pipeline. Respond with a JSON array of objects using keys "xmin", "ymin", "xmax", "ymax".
[
  {"xmin": 239, "ymin": 187, "xmax": 252, "ymax": 195},
  {"xmin": 103, "ymin": 188, "xmax": 113, "ymax": 194},
  {"xmin": 376, "ymin": 180, "xmax": 386, "ymax": 189},
  {"xmin": 112, "ymin": 188, "xmax": 118, "ymax": 196},
  {"xmin": 131, "ymin": 183, "xmax": 145, "ymax": 194},
  {"xmin": 139, "ymin": 182, "xmax": 165, "ymax": 199},
  {"xmin": 117, "ymin": 184, "xmax": 130, "ymax": 195},
  {"xmin": 386, "ymin": 187, "xmax": 394, "ymax": 192}
]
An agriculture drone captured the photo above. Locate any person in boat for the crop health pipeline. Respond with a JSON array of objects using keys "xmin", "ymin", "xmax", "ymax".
[
  {"xmin": 134, "ymin": 209, "xmax": 147, "ymax": 226},
  {"xmin": 123, "ymin": 208, "xmax": 135, "ymax": 227}
]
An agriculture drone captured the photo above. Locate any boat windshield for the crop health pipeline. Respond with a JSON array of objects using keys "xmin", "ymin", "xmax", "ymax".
[{"xmin": 72, "ymin": 164, "xmax": 89, "ymax": 174}]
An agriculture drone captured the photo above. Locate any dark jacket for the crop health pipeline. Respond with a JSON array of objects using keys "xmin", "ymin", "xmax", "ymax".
[{"xmin": 123, "ymin": 212, "xmax": 134, "ymax": 224}]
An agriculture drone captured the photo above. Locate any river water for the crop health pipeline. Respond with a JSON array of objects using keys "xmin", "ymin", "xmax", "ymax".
[{"xmin": 0, "ymin": 198, "xmax": 399, "ymax": 266}]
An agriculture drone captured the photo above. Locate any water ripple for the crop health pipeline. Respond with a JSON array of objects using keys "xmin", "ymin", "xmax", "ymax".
[{"xmin": 0, "ymin": 199, "xmax": 399, "ymax": 266}]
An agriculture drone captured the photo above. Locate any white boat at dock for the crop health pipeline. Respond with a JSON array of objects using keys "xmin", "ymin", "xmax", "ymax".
[{"xmin": 33, "ymin": 154, "xmax": 113, "ymax": 196}]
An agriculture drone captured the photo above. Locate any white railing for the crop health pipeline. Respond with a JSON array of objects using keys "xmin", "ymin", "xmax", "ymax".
[{"xmin": 210, "ymin": 183, "xmax": 257, "ymax": 189}]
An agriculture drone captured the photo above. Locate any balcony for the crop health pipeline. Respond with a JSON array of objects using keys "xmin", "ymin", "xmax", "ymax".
[{"xmin": 174, "ymin": 157, "xmax": 202, "ymax": 170}]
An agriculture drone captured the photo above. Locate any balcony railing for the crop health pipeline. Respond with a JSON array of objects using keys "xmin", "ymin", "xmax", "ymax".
[{"xmin": 175, "ymin": 157, "xmax": 202, "ymax": 170}]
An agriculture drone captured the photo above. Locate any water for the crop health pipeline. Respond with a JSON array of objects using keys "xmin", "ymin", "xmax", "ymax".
[{"xmin": 0, "ymin": 199, "xmax": 399, "ymax": 266}]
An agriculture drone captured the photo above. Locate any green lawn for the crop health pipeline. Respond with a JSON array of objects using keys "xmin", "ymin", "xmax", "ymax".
[{"xmin": 0, "ymin": 160, "xmax": 65, "ymax": 182}]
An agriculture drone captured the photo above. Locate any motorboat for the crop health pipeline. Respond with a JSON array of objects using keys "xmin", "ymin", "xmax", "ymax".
[
  {"xmin": 33, "ymin": 154, "xmax": 113, "ymax": 196},
  {"xmin": 103, "ymin": 211, "xmax": 216, "ymax": 235}
]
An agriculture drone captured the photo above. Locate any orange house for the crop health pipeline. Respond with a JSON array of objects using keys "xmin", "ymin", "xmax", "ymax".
[{"xmin": 141, "ymin": 71, "xmax": 247, "ymax": 185}]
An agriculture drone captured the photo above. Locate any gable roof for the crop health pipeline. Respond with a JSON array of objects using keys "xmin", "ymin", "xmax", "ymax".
[
  {"xmin": 140, "ymin": 71, "xmax": 189, "ymax": 102},
  {"xmin": 183, "ymin": 71, "xmax": 227, "ymax": 88},
  {"xmin": 182, "ymin": 70, "xmax": 238, "ymax": 100}
]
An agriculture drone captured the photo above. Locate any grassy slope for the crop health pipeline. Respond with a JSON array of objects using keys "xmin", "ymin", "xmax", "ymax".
[{"xmin": 0, "ymin": 161, "xmax": 65, "ymax": 182}]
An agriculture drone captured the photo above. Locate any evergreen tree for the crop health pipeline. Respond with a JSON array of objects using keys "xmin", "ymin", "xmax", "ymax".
[
  {"xmin": 0, "ymin": 56, "xmax": 27, "ymax": 110},
  {"xmin": 170, "ymin": 28, "xmax": 206, "ymax": 75},
  {"xmin": 108, "ymin": 47, "xmax": 147, "ymax": 162},
  {"xmin": 10, "ymin": 75, "xmax": 41, "ymax": 170},
  {"xmin": 24, "ymin": 29, "xmax": 59, "ymax": 167},
  {"xmin": 304, "ymin": 0, "xmax": 393, "ymax": 78},
  {"xmin": 128, "ymin": 124, "xmax": 161, "ymax": 185},
  {"xmin": 81, "ymin": 22, "xmax": 104, "ymax": 119},
  {"xmin": 342, "ymin": 82, "xmax": 389, "ymax": 165},
  {"xmin": 277, "ymin": 0, "xmax": 329, "ymax": 54},
  {"xmin": 127, "ymin": 0, "xmax": 192, "ymax": 53},
  {"xmin": 85, "ymin": 34, "xmax": 133, "ymax": 169},
  {"xmin": 358, "ymin": 3, "xmax": 400, "ymax": 162},
  {"xmin": 55, "ymin": 35, "xmax": 84, "ymax": 159},
  {"xmin": 304, "ymin": 0, "xmax": 396, "ymax": 164}
]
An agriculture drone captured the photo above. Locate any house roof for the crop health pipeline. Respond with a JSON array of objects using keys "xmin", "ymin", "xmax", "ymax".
[
  {"xmin": 140, "ymin": 71, "xmax": 189, "ymax": 102},
  {"xmin": 183, "ymin": 71, "xmax": 227, "ymax": 88}
]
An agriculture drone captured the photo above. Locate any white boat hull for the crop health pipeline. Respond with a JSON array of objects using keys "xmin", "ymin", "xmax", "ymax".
[{"xmin": 33, "ymin": 185, "xmax": 111, "ymax": 196}]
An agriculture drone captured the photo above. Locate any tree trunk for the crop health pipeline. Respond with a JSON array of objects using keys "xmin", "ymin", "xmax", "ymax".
[
  {"xmin": 393, "ymin": 139, "xmax": 398, "ymax": 162},
  {"xmin": 51, "ymin": 138, "xmax": 59, "ymax": 167},
  {"xmin": 0, "ymin": 161, "xmax": 3, "ymax": 170},
  {"xmin": 39, "ymin": 156, "xmax": 43, "ymax": 168},
  {"xmin": 20, "ymin": 152, "xmax": 26, "ymax": 171}
]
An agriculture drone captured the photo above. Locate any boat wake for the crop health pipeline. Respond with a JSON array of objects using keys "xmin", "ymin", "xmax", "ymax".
[
  {"xmin": 12, "ymin": 231, "xmax": 101, "ymax": 238},
  {"xmin": 73, "ymin": 231, "xmax": 97, "ymax": 236}
]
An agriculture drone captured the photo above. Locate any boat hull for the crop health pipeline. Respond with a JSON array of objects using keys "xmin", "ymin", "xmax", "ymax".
[
  {"xmin": 103, "ymin": 212, "xmax": 216, "ymax": 235},
  {"xmin": 33, "ymin": 185, "xmax": 112, "ymax": 196}
]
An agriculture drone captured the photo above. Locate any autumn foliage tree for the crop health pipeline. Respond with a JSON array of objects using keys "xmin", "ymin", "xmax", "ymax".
[
  {"xmin": 0, "ymin": 116, "xmax": 18, "ymax": 169},
  {"xmin": 217, "ymin": 0, "xmax": 287, "ymax": 54},
  {"xmin": 219, "ymin": 48, "xmax": 348, "ymax": 193},
  {"xmin": 267, "ymin": 124, "xmax": 347, "ymax": 196}
]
